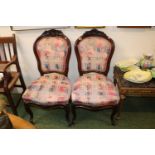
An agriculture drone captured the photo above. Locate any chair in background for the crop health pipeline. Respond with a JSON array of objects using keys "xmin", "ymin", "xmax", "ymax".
[
  {"xmin": 22, "ymin": 29, "xmax": 71, "ymax": 124},
  {"xmin": 71, "ymin": 29, "xmax": 120, "ymax": 125},
  {"xmin": 0, "ymin": 35, "xmax": 26, "ymax": 115}
]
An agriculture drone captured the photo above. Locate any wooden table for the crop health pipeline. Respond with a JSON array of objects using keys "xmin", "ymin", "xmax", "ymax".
[{"xmin": 114, "ymin": 66, "xmax": 155, "ymax": 116}]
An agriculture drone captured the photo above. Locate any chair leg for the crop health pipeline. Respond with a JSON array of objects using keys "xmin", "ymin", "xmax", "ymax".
[
  {"xmin": 64, "ymin": 104, "xmax": 71, "ymax": 126},
  {"xmin": 24, "ymin": 103, "xmax": 34, "ymax": 124},
  {"xmin": 19, "ymin": 74, "xmax": 26, "ymax": 91},
  {"xmin": 15, "ymin": 92, "xmax": 24, "ymax": 108},
  {"xmin": 15, "ymin": 74, "xmax": 26, "ymax": 108},
  {"xmin": 116, "ymin": 95, "xmax": 126, "ymax": 120},
  {"xmin": 16, "ymin": 61, "xmax": 26, "ymax": 91},
  {"xmin": 5, "ymin": 91, "xmax": 18, "ymax": 115},
  {"xmin": 111, "ymin": 105, "xmax": 119, "ymax": 126},
  {"xmin": 71, "ymin": 104, "xmax": 76, "ymax": 125}
]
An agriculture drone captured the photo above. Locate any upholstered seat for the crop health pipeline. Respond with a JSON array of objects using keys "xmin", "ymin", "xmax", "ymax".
[
  {"xmin": 23, "ymin": 73, "xmax": 71, "ymax": 106},
  {"xmin": 72, "ymin": 72, "xmax": 120, "ymax": 107}
]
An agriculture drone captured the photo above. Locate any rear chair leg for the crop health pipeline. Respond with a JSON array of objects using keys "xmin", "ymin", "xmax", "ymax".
[
  {"xmin": 71, "ymin": 104, "xmax": 76, "ymax": 125},
  {"xmin": 24, "ymin": 103, "xmax": 34, "ymax": 124},
  {"xmin": 6, "ymin": 92, "xmax": 18, "ymax": 115},
  {"xmin": 65, "ymin": 104, "xmax": 71, "ymax": 126}
]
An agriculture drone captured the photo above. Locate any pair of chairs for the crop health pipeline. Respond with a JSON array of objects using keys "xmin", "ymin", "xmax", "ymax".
[{"xmin": 22, "ymin": 29, "xmax": 120, "ymax": 126}]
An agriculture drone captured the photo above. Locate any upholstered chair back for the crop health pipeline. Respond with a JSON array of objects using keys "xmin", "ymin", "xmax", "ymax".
[
  {"xmin": 75, "ymin": 29, "xmax": 115, "ymax": 75},
  {"xmin": 34, "ymin": 29, "xmax": 71, "ymax": 76}
]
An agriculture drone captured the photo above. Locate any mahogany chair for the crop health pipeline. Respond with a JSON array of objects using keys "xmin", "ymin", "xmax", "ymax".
[
  {"xmin": 0, "ymin": 34, "xmax": 26, "ymax": 115},
  {"xmin": 22, "ymin": 29, "xmax": 71, "ymax": 124},
  {"xmin": 71, "ymin": 29, "xmax": 120, "ymax": 125}
]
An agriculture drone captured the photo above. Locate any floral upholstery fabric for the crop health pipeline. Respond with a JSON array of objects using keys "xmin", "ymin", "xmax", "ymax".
[
  {"xmin": 22, "ymin": 73, "xmax": 71, "ymax": 106},
  {"xmin": 78, "ymin": 37, "xmax": 112, "ymax": 72},
  {"xmin": 36, "ymin": 37, "xmax": 69, "ymax": 73},
  {"xmin": 72, "ymin": 72, "xmax": 120, "ymax": 107}
]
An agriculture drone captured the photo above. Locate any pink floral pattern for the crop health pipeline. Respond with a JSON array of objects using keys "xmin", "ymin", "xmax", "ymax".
[
  {"xmin": 72, "ymin": 72, "xmax": 120, "ymax": 107},
  {"xmin": 36, "ymin": 37, "xmax": 69, "ymax": 73},
  {"xmin": 78, "ymin": 37, "xmax": 112, "ymax": 72},
  {"xmin": 22, "ymin": 73, "xmax": 71, "ymax": 106}
]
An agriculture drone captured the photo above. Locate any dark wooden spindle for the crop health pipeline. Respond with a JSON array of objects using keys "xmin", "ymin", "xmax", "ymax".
[
  {"xmin": 2, "ymin": 43, "xmax": 7, "ymax": 61},
  {"xmin": 7, "ymin": 43, "xmax": 12, "ymax": 59}
]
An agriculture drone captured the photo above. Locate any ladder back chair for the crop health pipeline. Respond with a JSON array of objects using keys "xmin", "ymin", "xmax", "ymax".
[{"xmin": 0, "ymin": 34, "xmax": 26, "ymax": 115}]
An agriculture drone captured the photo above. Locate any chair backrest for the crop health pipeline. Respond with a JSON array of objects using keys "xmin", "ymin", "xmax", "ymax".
[
  {"xmin": 75, "ymin": 29, "xmax": 115, "ymax": 76},
  {"xmin": 0, "ymin": 34, "xmax": 17, "ymax": 62},
  {"xmin": 33, "ymin": 29, "xmax": 71, "ymax": 76}
]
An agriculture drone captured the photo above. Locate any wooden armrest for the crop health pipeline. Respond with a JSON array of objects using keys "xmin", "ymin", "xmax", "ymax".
[{"xmin": 0, "ymin": 55, "xmax": 17, "ymax": 72}]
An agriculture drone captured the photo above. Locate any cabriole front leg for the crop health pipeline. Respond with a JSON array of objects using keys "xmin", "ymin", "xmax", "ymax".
[{"xmin": 111, "ymin": 105, "xmax": 119, "ymax": 126}]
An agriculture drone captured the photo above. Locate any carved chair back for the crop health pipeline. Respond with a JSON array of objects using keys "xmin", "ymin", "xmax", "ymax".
[
  {"xmin": 75, "ymin": 29, "xmax": 115, "ymax": 76},
  {"xmin": 33, "ymin": 29, "xmax": 71, "ymax": 76}
]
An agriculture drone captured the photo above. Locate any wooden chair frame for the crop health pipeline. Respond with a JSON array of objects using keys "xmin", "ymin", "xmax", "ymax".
[
  {"xmin": 23, "ymin": 29, "xmax": 72, "ymax": 125},
  {"xmin": 0, "ymin": 34, "xmax": 26, "ymax": 115},
  {"xmin": 71, "ymin": 29, "xmax": 119, "ymax": 125}
]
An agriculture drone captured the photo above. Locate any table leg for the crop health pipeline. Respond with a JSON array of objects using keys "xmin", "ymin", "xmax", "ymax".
[{"xmin": 116, "ymin": 94, "xmax": 126, "ymax": 120}]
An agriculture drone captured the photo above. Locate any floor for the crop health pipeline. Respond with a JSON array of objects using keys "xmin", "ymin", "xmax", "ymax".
[{"xmin": 2, "ymin": 94, "xmax": 155, "ymax": 129}]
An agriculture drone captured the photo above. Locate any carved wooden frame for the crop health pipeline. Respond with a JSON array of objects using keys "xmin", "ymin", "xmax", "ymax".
[
  {"xmin": 23, "ymin": 29, "xmax": 72, "ymax": 125},
  {"xmin": 72, "ymin": 29, "xmax": 119, "ymax": 126}
]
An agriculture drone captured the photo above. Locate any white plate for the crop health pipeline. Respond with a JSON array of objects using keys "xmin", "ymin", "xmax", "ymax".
[
  {"xmin": 116, "ymin": 58, "xmax": 139, "ymax": 68},
  {"xmin": 123, "ymin": 69, "xmax": 152, "ymax": 83}
]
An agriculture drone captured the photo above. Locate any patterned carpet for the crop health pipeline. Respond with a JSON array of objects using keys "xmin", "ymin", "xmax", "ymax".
[{"xmin": 1, "ymin": 94, "xmax": 155, "ymax": 129}]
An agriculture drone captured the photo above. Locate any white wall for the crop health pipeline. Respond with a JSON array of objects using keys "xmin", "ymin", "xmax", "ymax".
[{"xmin": 1, "ymin": 26, "xmax": 155, "ymax": 85}]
